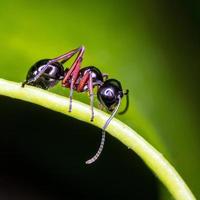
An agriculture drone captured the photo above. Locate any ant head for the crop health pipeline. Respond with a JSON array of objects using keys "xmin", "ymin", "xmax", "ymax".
[{"xmin": 97, "ymin": 79, "xmax": 123, "ymax": 112}]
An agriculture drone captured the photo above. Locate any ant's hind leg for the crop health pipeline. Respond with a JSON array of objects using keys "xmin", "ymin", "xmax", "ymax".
[{"xmin": 62, "ymin": 46, "xmax": 85, "ymax": 85}]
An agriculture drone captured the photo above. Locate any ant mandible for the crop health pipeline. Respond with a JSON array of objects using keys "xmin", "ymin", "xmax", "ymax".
[{"xmin": 22, "ymin": 46, "xmax": 129, "ymax": 164}]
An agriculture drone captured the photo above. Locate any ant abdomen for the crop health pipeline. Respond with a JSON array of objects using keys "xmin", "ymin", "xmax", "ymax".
[{"xmin": 24, "ymin": 59, "xmax": 64, "ymax": 89}]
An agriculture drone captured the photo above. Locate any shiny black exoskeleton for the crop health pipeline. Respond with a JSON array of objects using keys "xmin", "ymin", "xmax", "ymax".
[
  {"xmin": 79, "ymin": 66, "xmax": 103, "ymax": 88},
  {"xmin": 71, "ymin": 66, "xmax": 104, "ymax": 92},
  {"xmin": 97, "ymin": 79, "xmax": 123, "ymax": 111},
  {"xmin": 23, "ymin": 59, "xmax": 65, "ymax": 89},
  {"xmin": 22, "ymin": 46, "xmax": 129, "ymax": 165}
]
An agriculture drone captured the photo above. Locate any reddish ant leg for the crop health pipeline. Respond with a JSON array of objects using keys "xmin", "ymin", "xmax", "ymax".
[
  {"xmin": 68, "ymin": 60, "xmax": 81, "ymax": 112},
  {"xmin": 50, "ymin": 46, "xmax": 84, "ymax": 64},
  {"xmin": 76, "ymin": 71, "xmax": 89, "ymax": 92},
  {"xmin": 62, "ymin": 46, "xmax": 85, "ymax": 84},
  {"xmin": 61, "ymin": 46, "xmax": 85, "ymax": 112}
]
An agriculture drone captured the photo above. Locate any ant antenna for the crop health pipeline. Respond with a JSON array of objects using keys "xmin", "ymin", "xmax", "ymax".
[
  {"xmin": 119, "ymin": 89, "xmax": 129, "ymax": 115},
  {"xmin": 85, "ymin": 95, "xmax": 122, "ymax": 164}
]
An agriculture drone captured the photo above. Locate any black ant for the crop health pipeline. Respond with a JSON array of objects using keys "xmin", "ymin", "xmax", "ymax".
[{"xmin": 22, "ymin": 46, "xmax": 129, "ymax": 164}]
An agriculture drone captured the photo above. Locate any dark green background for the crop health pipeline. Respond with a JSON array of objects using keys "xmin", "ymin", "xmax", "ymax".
[{"xmin": 0, "ymin": 0, "xmax": 199, "ymax": 199}]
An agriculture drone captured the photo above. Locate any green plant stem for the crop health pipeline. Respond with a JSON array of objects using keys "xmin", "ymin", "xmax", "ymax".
[{"xmin": 0, "ymin": 78, "xmax": 196, "ymax": 200}]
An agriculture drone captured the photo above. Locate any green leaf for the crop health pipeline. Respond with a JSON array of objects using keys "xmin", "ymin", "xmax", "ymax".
[{"xmin": 0, "ymin": 78, "xmax": 196, "ymax": 200}]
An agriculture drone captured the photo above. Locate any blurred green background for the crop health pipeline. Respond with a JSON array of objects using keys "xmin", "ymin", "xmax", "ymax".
[{"xmin": 0, "ymin": 0, "xmax": 199, "ymax": 199}]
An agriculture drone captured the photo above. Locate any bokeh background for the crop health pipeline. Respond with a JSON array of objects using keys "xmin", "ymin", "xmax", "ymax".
[{"xmin": 0, "ymin": 0, "xmax": 199, "ymax": 199}]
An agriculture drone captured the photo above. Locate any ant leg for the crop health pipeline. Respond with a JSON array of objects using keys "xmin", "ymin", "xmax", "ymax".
[
  {"xmin": 88, "ymin": 72, "xmax": 94, "ymax": 122},
  {"xmin": 27, "ymin": 46, "xmax": 84, "ymax": 85},
  {"xmin": 119, "ymin": 89, "xmax": 129, "ymax": 115},
  {"xmin": 62, "ymin": 46, "xmax": 85, "ymax": 85},
  {"xmin": 68, "ymin": 60, "xmax": 82, "ymax": 112},
  {"xmin": 64, "ymin": 47, "xmax": 85, "ymax": 112},
  {"xmin": 85, "ymin": 95, "xmax": 122, "ymax": 164},
  {"xmin": 76, "ymin": 72, "xmax": 90, "ymax": 92},
  {"xmin": 49, "ymin": 45, "xmax": 84, "ymax": 64},
  {"xmin": 76, "ymin": 71, "xmax": 96, "ymax": 121}
]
